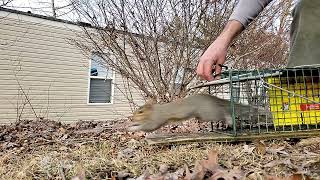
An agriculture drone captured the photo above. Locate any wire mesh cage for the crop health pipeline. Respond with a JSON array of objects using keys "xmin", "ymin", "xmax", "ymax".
[
  {"xmin": 206, "ymin": 67, "xmax": 320, "ymax": 137},
  {"xmin": 145, "ymin": 67, "xmax": 320, "ymax": 145}
]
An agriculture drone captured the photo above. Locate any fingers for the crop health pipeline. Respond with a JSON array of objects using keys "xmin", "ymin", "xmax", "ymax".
[
  {"xmin": 197, "ymin": 41, "xmax": 227, "ymax": 81},
  {"xmin": 197, "ymin": 59, "xmax": 226, "ymax": 81},
  {"xmin": 196, "ymin": 58, "xmax": 214, "ymax": 81},
  {"xmin": 214, "ymin": 56, "xmax": 226, "ymax": 80},
  {"xmin": 203, "ymin": 60, "xmax": 214, "ymax": 81},
  {"xmin": 213, "ymin": 65, "xmax": 222, "ymax": 80}
]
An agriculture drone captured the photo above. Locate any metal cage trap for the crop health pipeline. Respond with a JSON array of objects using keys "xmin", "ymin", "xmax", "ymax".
[
  {"xmin": 146, "ymin": 66, "xmax": 320, "ymax": 145},
  {"xmin": 206, "ymin": 66, "xmax": 320, "ymax": 136}
]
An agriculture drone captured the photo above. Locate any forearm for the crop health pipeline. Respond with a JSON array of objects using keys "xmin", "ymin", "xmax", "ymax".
[
  {"xmin": 197, "ymin": 0, "xmax": 274, "ymax": 81},
  {"xmin": 216, "ymin": 0, "xmax": 273, "ymax": 47},
  {"xmin": 216, "ymin": 20, "xmax": 244, "ymax": 48}
]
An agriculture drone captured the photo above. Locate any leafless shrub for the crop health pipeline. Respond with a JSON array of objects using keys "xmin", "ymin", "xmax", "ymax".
[{"xmin": 70, "ymin": 0, "xmax": 293, "ymax": 103}]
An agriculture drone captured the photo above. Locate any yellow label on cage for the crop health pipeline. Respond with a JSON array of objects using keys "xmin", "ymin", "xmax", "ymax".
[{"xmin": 267, "ymin": 77, "xmax": 320, "ymax": 127}]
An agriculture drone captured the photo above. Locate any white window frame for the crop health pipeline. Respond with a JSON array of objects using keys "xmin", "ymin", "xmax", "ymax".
[{"xmin": 87, "ymin": 54, "xmax": 115, "ymax": 105}]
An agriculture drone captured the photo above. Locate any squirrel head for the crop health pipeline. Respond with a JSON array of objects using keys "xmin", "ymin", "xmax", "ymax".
[
  {"xmin": 132, "ymin": 103, "xmax": 153, "ymax": 122},
  {"xmin": 127, "ymin": 99, "xmax": 160, "ymax": 132}
]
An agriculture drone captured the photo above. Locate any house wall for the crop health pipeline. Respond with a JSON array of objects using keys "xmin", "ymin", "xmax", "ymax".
[{"xmin": 0, "ymin": 9, "xmax": 144, "ymax": 124}]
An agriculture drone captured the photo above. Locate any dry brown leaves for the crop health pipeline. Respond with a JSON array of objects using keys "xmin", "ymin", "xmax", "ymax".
[
  {"xmin": 254, "ymin": 140, "xmax": 267, "ymax": 156},
  {"xmin": 0, "ymin": 120, "xmax": 319, "ymax": 180},
  {"xmin": 0, "ymin": 119, "xmax": 144, "ymax": 154},
  {"xmin": 183, "ymin": 149, "xmax": 311, "ymax": 180},
  {"xmin": 183, "ymin": 149, "xmax": 244, "ymax": 180},
  {"xmin": 105, "ymin": 149, "xmax": 312, "ymax": 180}
]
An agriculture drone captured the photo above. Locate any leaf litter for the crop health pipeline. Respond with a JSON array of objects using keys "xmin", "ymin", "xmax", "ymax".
[{"xmin": 0, "ymin": 119, "xmax": 319, "ymax": 179}]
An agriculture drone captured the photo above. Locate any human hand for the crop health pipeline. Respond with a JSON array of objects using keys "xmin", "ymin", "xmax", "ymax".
[{"xmin": 196, "ymin": 39, "xmax": 228, "ymax": 81}]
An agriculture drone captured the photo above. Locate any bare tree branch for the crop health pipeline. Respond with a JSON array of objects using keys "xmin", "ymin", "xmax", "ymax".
[
  {"xmin": 0, "ymin": 0, "xmax": 13, "ymax": 7},
  {"xmin": 70, "ymin": 0, "xmax": 292, "ymax": 103}
]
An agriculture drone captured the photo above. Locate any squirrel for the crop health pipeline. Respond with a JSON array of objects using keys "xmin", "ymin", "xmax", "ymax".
[{"xmin": 127, "ymin": 94, "xmax": 268, "ymax": 132}]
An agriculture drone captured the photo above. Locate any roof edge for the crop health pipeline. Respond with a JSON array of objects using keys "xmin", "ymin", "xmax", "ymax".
[{"xmin": 0, "ymin": 6, "xmax": 92, "ymax": 27}]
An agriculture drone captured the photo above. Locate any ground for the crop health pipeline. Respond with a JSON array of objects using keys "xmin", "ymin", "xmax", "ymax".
[{"xmin": 0, "ymin": 119, "xmax": 319, "ymax": 180}]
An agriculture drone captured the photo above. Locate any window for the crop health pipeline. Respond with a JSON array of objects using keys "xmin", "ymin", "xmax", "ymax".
[{"xmin": 88, "ymin": 54, "xmax": 114, "ymax": 104}]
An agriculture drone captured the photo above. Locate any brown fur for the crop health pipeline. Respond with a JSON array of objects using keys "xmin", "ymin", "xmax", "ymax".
[{"xmin": 127, "ymin": 94, "xmax": 267, "ymax": 132}]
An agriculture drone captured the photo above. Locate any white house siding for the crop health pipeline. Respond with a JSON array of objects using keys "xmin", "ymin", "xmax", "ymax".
[{"xmin": 0, "ymin": 9, "xmax": 144, "ymax": 124}]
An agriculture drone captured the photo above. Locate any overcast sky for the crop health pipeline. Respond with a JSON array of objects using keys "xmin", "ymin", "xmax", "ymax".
[
  {"xmin": 4, "ymin": 0, "xmax": 296, "ymax": 33},
  {"xmin": 5, "ymin": 0, "xmax": 76, "ymax": 20}
]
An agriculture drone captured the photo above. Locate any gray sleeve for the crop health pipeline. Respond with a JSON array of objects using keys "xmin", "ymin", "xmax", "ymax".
[{"xmin": 229, "ymin": 0, "xmax": 273, "ymax": 28}]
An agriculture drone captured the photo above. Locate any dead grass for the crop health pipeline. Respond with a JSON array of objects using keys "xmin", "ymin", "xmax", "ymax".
[
  {"xmin": 0, "ymin": 120, "xmax": 319, "ymax": 179},
  {"xmin": 1, "ymin": 140, "xmax": 320, "ymax": 179}
]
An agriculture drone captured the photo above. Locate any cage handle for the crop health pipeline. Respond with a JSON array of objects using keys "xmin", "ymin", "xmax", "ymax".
[{"xmin": 212, "ymin": 64, "xmax": 229, "ymax": 78}]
